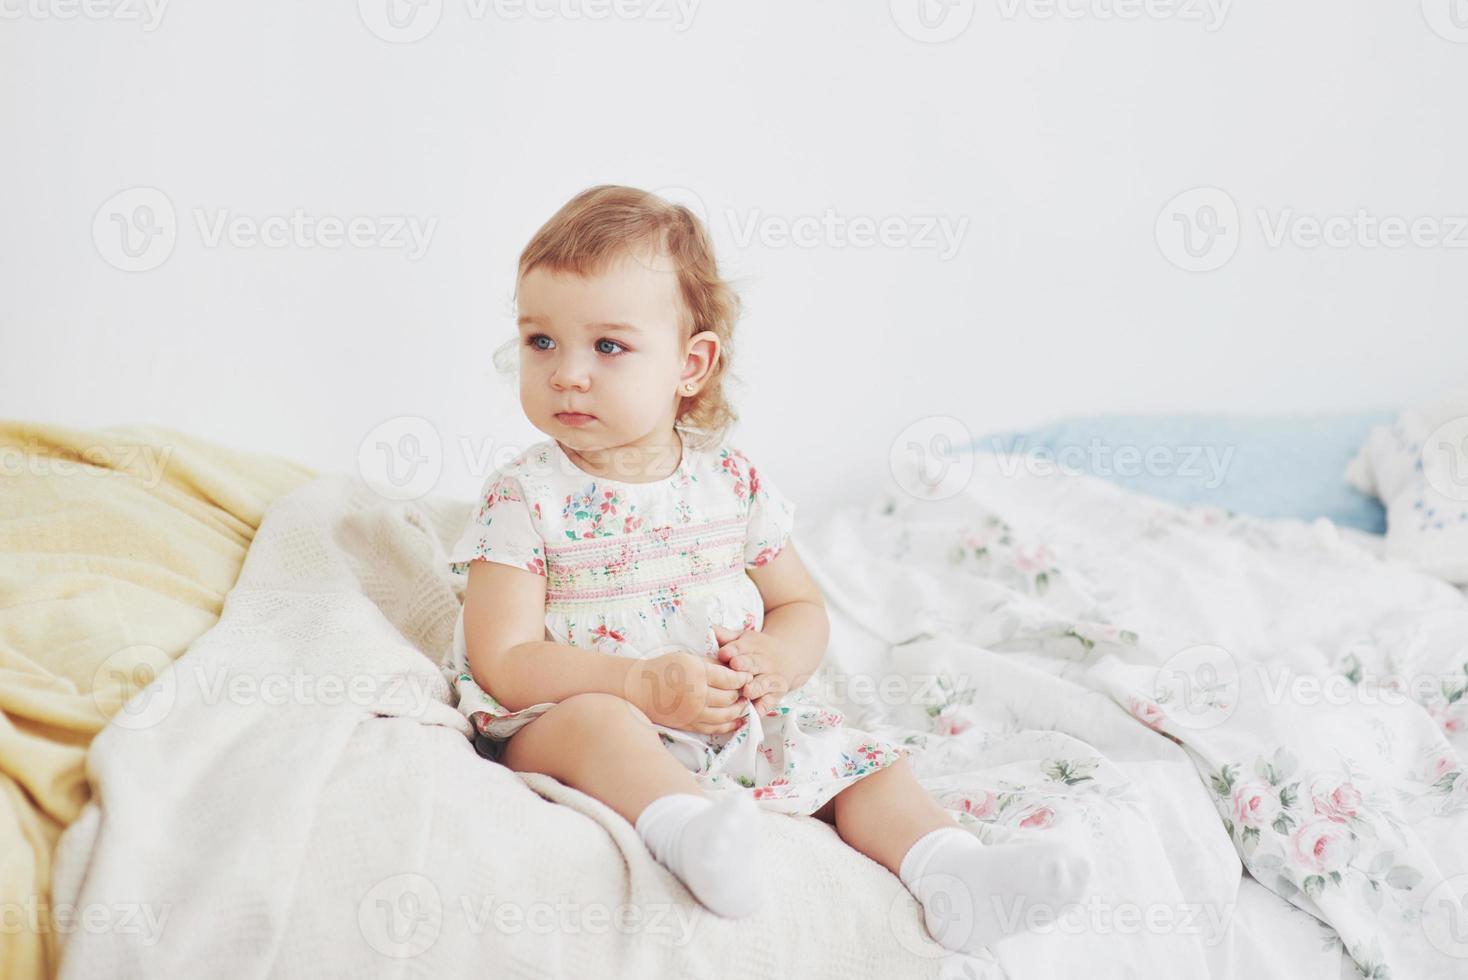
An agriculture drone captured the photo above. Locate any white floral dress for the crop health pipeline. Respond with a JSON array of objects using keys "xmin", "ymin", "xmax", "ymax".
[{"xmin": 445, "ymin": 430, "xmax": 907, "ymax": 816}]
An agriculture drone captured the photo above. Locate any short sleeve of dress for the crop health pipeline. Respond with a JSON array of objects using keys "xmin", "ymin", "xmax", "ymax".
[
  {"xmin": 740, "ymin": 453, "xmax": 797, "ymax": 569},
  {"xmin": 447, "ymin": 472, "xmax": 547, "ymax": 577}
]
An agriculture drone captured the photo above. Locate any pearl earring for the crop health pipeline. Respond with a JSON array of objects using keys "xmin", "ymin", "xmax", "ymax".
[{"xmin": 684, "ymin": 384, "xmax": 695, "ymax": 393}]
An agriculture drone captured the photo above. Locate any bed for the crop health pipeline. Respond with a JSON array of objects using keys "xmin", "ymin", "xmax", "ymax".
[{"xmin": 12, "ymin": 409, "xmax": 1468, "ymax": 979}]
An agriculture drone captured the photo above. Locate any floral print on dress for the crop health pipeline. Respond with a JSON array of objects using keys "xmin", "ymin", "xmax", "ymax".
[
  {"xmin": 444, "ymin": 433, "xmax": 894, "ymax": 818},
  {"xmin": 446, "ymin": 473, "xmax": 548, "ymax": 577},
  {"xmin": 562, "ymin": 484, "xmax": 644, "ymax": 540},
  {"xmin": 715, "ymin": 447, "xmax": 796, "ymax": 569}
]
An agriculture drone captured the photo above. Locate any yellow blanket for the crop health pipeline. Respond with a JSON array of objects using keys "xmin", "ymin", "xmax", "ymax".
[{"xmin": 0, "ymin": 422, "xmax": 314, "ymax": 980}]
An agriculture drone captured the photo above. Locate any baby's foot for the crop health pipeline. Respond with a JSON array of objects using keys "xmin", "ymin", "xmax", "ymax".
[
  {"xmin": 898, "ymin": 826, "xmax": 1093, "ymax": 956},
  {"xmin": 635, "ymin": 792, "xmax": 764, "ymax": 918}
]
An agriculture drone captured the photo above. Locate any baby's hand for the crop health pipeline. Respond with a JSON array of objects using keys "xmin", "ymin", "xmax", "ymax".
[
  {"xmin": 712, "ymin": 624, "xmax": 793, "ymax": 716},
  {"xmin": 627, "ymin": 648, "xmax": 752, "ymax": 735}
]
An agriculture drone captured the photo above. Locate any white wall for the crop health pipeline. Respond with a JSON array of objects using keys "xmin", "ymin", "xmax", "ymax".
[{"xmin": 3, "ymin": 1, "xmax": 1465, "ymax": 515}]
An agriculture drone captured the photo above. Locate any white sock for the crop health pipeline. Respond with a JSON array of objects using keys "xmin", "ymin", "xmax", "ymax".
[
  {"xmin": 634, "ymin": 792, "xmax": 763, "ymax": 919},
  {"xmin": 897, "ymin": 825, "xmax": 1093, "ymax": 956}
]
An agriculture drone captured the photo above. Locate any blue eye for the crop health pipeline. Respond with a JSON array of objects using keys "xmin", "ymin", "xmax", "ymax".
[{"xmin": 526, "ymin": 334, "xmax": 627, "ymax": 356}]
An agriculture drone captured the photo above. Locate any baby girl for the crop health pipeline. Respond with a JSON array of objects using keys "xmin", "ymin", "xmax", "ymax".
[{"xmin": 445, "ymin": 184, "xmax": 1092, "ymax": 957}]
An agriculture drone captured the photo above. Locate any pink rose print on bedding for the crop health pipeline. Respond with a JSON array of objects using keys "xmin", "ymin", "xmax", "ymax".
[
  {"xmin": 958, "ymin": 791, "xmax": 998, "ymax": 820},
  {"xmin": 1128, "ymin": 696, "xmax": 1166, "ymax": 731},
  {"xmin": 1309, "ymin": 777, "xmax": 1363, "ymax": 824},
  {"xmin": 1289, "ymin": 817, "xmax": 1357, "ymax": 875},
  {"xmin": 1232, "ymin": 780, "xmax": 1283, "ymax": 830},
  {"xmin": 1018, "ymin": 805, "xmax": 1056, "ymax": 830}
]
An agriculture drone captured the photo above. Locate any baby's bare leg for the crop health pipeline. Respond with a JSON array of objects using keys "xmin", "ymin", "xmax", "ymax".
[
  {"xmin": 500, "ymin": 691, "xmax": 704, "ymax": 825},
  {"xmin": 829, "ymin": 757, "xmax": 956, "ymax": 875}
]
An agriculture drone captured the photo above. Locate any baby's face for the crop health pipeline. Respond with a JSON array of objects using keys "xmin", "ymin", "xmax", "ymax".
[{"xmin": 517, "ymin": 247, "xmax": 690, "ymax": 455}]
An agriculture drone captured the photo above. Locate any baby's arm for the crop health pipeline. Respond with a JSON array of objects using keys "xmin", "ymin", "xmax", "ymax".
[
  {"xmin": 463, "ymin": 559, "xmax": 634, "ymax": 711},
  {"xmin": 722, "ymin": 541, "xmax": 830, "ymax": 711}
]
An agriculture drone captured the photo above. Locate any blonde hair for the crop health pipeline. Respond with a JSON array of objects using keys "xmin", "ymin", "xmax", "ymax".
[{"xmin": 501, "ymin": 185, "xmax": 742, "ymax": 451}]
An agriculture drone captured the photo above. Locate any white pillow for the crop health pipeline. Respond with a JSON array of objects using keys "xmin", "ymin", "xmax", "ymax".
[{"xmin": 1344, "ymin": 393, "xmax": 1468, "ymax": 584}]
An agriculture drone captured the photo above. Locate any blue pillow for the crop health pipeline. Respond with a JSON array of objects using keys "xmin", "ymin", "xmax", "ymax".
[{"xmin": 970, "ymin": 411, "xmax": 1395, "ymax": 534}]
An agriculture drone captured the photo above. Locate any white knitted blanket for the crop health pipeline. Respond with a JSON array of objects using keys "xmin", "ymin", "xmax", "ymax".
[
  {"xmin": 51, "ymin": 457, "xmax": 1468, "ymax": 978},
  {"xmin": 49, "ymin": 472, "xmax": 958, "ymax": 980}
]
